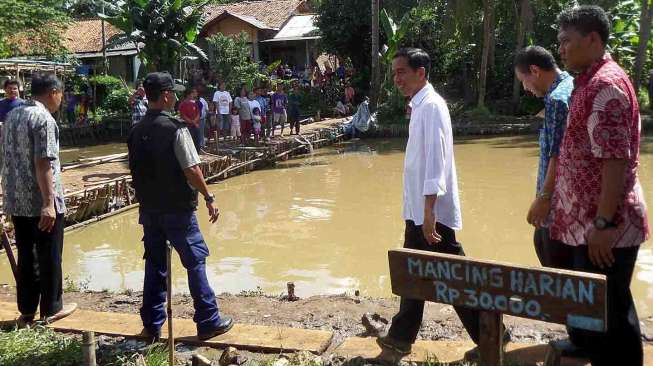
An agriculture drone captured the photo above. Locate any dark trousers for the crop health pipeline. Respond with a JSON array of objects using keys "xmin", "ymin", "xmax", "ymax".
[
  {"xmin": 388, "ymin": 220, "xmax": 481, "ymax": 344},
  {"xmin": 139, "ymin": 210, "xmax": 221, "ymax": 334},
  {"xmin": 289, "ymin": 110, "xmax": 300, "ymax": 134},
  {"xmin": 533, "ymin": 227, "xmax": 574, "ymax": 269},
  {"xmin": 12, "ymin": 214, "xmax": 65, "ymax": 319},
  {"xmin": 567, "ymin": 245, "xmax": 642, "ymax": 366}
]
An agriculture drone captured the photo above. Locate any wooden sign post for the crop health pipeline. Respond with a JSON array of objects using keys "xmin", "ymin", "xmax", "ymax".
[{"xmin": 388, "ymin": 249, "xmax": 607, "ymax": 366}]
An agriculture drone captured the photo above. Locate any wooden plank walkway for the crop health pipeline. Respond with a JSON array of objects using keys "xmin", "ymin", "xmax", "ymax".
[
  {"xmin": 0, "ymin": 302, "xmax": 333, "ymax": 354},
  {"xmin": 3, "ymin": 301, "xmax": 650, "ymax": 364},
  {"xmin": 334, "ymin": 336, "xmax": 653, "ymax": 365}
]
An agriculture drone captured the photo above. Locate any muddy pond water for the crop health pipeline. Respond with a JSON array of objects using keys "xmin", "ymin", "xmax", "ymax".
[{"xmin": 2, "ymin": 136, "xmax": 652, "ymax": 316}]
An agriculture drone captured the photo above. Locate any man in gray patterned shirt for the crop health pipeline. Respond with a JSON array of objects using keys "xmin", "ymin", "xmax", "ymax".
[{"xmin": 1, "ymin": 73, "xmax": 77, "ymax": 326}]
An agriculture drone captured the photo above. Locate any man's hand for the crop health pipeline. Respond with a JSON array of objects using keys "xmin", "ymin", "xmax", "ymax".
[
  {"xmin": 206, "ymin": 201, "xmax": 220, "ymax": 224},
  {"xmin": 587, "ymin": 228, "xmax": 617, "ymax": 269},
  {"xmin": 38, "ymin": 204, "xmax": 56, "ymax": 232},
  {"xmin": 422, "ymin": 212, "xmax": 442, "ymax": 245},
  {"xmin": 527, "ymin": 197, "xmax": 551, "ymax": 228}
]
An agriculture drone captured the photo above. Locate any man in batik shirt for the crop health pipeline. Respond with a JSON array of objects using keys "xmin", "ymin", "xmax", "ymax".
[{"xmin": 553, "ymin": 6, "xmax": 648, "ymax": 365}]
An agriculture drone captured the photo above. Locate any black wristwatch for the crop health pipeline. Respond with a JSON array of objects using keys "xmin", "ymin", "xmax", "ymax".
[
  {"xmin": 593, "ymin": 216, "xmax": 616, "ymax": 230},
  {"xmin": 204, "ymin": 193, "xmax": 215, "ymax": 204}
]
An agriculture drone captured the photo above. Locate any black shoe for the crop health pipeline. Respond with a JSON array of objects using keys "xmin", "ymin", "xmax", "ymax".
[
  {"xmin": 548, "ymin": 338, "xmax": 589, "ymax": 358},
  {"xmin": 377, "ymin": 335, "xmax": 412, "ymax": 355},
  {"xmin": 197, "ymin": 316, "xmax": 234, "ymax": 340},
  {"xmin": 140, "ymin": 327, "xmax": 161, "ymax": 344}
]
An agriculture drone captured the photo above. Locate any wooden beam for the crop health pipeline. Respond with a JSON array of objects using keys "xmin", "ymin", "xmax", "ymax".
[{"xmin": 479, "ymin": 311, "xmax": 503, "ymax": 366}]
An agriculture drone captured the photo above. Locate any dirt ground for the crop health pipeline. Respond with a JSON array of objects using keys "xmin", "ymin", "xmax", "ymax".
[{"xmin": 2, "ymin": 285, "xmax": 651, "ymax": 352}]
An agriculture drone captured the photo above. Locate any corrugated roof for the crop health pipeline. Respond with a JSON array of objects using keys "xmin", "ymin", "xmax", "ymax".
[
  {"xmin": 202, "ymin": 0, "xmax": 304, "ymax": 30},
  {"xmin": 263, "ymin": 14, "xmax": 318, "ymax": 42}
]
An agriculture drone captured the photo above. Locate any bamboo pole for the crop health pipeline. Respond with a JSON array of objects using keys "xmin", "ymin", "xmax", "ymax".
[
  {"xmin": 166, "ymin": 241, "xmax": 174, "ymax": 366},
  {"xmin": 1, "ymin": 231, "xmax": 17, "ymax": 282}
]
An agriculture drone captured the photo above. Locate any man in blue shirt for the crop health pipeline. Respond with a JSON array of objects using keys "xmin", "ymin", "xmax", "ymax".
[
  {"xmin": 0, "ymin": 79, "xmax": 25, "ymax": 122},
  {"xmin": 514, "ymin": 46, "xmax": 574, "ymax": 268}
]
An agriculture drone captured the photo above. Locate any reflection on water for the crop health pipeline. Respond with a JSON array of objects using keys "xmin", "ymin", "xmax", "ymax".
[{"xmin": 1, "ymin": 136, "xmax": 652, "ymax": 316}]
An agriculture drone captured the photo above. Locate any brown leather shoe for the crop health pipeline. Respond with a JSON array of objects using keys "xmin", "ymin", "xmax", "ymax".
[
  {"xmin": 16, "ymin": 314, "xmax": 35, "ymax": 329},
  {"xmin": 43, "ymin": 303, "xmax": 78, "ymax": 324}
]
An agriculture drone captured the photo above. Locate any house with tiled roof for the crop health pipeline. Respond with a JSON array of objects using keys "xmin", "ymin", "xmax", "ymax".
[
  {"xmin": 12, "ymin": 1, "xmax": 320, "ymax": 83},
  {"xmin": 200, "ymin": 0, "xmax": 319, "ymax": 67},
  {"xmin": 61, "ymin": 19, "xmax": 140, "ymax": 83}
]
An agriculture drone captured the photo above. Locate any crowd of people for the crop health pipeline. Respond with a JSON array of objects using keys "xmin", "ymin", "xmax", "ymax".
[
  {"xmin": 129, "ymin": 80, "xmax": 319, "ymax": 150},
  {"xmin": 0, "ymin": 4, "xmax": 649, "ymax": 366}
]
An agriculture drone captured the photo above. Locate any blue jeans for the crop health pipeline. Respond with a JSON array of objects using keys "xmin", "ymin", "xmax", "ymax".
[{"xmin": 138, "ymin": 210, "xmax": 221, "ymax": 334}]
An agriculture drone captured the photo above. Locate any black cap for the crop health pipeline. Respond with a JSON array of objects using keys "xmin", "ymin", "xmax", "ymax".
[{"xmin": 143, "ymin": 72, "xmax": 185, "ymax": 95}]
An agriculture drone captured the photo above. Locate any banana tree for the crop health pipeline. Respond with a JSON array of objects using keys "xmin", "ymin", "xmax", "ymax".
[
  {"xmin": 378, "ymin": 9, "xmax": 410, "ymax": 105},
  {"xmin": 101, "ymin": 0, "xmax": 210, "ymax": 75}
]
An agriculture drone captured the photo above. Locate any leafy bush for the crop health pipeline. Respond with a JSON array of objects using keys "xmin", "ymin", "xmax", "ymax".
[
  {"xmin": 207, "ymin": 32, "xmax": 266, "ymax": 92},
  {"xmin": 638, "ymin": 87, "xmax": 650, "ymax": 111},
  {"xmin": 90, "ymin": 75, "xmax": 130, "ymax": 116}
]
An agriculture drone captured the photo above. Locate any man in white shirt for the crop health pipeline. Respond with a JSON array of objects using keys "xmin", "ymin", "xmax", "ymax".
[
  {"xmin": 212, "ymin": 82, "xmax": 232, "ymax": 141},
  {"xmin": 378, "ymin": 48, "xmax": 481, "ymax": 355}
]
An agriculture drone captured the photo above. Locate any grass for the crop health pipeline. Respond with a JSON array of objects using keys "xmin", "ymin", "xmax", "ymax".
[
  {"xmin": 0, "ymin": 327, "xmax": 171, "ymax": 366},
  {"xmin": 0, "ymin": 326, "xmax": 82, "ymax": 366},
  {"xmin": 107, "ymin": 344, "xmax": 169, "ymax": 366}
]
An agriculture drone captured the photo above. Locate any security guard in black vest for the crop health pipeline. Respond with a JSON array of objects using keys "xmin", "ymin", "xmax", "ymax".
[{"xmin": 128, "ymin": 72, "xmax": 233, "ymax": 341}]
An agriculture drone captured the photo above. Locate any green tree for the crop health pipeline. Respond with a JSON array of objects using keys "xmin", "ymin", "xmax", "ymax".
[
  {"xmin": 65, "ymin": 0, "xmax": 117, "ymax": 19},
  {"xmin": 206, "ymin": 32, "xmax": 265, "ymax": 92},
  {"xmin": 0, "ymin": 0, "xmax": 70, "ymax": 58},
  {"xmin": 101, "ymin": 0, "xmax": 209, "ymax": 74},
  {"xmin": 315, "ymin": 0, "xmax": 373, "ymax": 94}
]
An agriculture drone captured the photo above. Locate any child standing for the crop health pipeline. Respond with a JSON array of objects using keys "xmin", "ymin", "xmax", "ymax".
[
  {"xmin": 252, "ymin": 107, "xmax": 262, "ymax": 145},
  {"xmin": 230, "ymin": 107, "xmax": 243, "ymax": 145}
]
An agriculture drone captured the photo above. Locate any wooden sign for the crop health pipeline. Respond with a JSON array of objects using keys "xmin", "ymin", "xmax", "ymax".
[{"xmin": 388, "ymin": 248, "xmax": 607, "ymax": 332}]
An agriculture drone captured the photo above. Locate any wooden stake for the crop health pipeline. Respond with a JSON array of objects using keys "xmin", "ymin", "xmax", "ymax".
[
  {"xmin": 82, "ymin": 331, "xmax": 97, "ymax": 366},
  {"xmin": 1, "ymin": 231, "xmax": 17, "ymax": 282},
  {"xmin": 167, "ymin": 241, "xmax": 174, "ymax": 366},
  {"xmin": 479, "ymin": 311, "xmax": 503, "ymax": 366}
]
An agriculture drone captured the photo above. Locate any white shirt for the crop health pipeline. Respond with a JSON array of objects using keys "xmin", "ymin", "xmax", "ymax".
[
  {"xmin": 403, "ymin": 83, "xmax": 462, "ymax": 230},
  {"xmin": 248, "ymin": 99, "xmax": 261, "ymax": 114},
  {"xmin": 213, "ymin": 90, "xmax": 232, "ymax": 115},
  {"xmin": 199, "ymin": 97, "xmax": 209, "ymax": 119}
]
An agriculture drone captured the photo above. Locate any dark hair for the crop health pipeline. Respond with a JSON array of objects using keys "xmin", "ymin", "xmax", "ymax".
[
  {"xmin": 393, "ymin": 48, "xmax": 431, "ymax": 77},
  {"xmin": 30, "ymin": 73, "xmax": 62, "ymax": 97},
  {"xmin": 183, "ymin": 87, "xmax": 197, "ymax": 98},
  {"xmin": 557, "ymin": 5, "xmax": 610, "ymax": 45},
  {"xmin": 514, "ymin": 46, "xmax": 558, "ymax": 74},
  {"xmin": 4, "ymin": 79, "xmax": 20, "ymax": 89}
]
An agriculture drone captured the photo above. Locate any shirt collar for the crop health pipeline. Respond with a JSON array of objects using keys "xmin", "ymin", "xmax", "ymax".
[
  {"xmin": 32, "ymin": 100, "xmax": 48, "ymax": 111},
  {"xmin": 575, "ymin": 53, "xmax": 612, "ymax": 87},
  {"xmin": 545, "ymin": 71, "xmax": 571, "ymax": 97},
  {"xmin": 409, "ymin": 83, "xmax": 432, "ymax": 108}
]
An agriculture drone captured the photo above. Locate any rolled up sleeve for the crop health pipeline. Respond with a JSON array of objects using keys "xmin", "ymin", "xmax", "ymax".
[{"xmin": 422, "ymin": 104, "xmax": 447, "ymax": 197}]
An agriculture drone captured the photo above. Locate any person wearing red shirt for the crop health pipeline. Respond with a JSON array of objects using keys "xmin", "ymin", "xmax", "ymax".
[
  {"xmin": 179, "ymin": 88, "xmax": 201, "ymax": 150},
  {"xmin": 550, "ymin": 6, "xmax": 648, "ymax": 365}
]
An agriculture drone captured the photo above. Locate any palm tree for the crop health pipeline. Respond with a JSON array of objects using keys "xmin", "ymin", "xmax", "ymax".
[{"xmin": 101, "ymin": 0, "xmax": 209, "ymax": 74}]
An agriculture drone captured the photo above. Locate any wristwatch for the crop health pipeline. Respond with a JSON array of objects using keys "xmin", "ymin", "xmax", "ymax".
[
  {"xmin": 204, "ymin": 193, "xmax": 216, "ymax": 204},
  {"xmin": 593, "ymin": 216, "xmax": 616, "ymax": 230}
]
